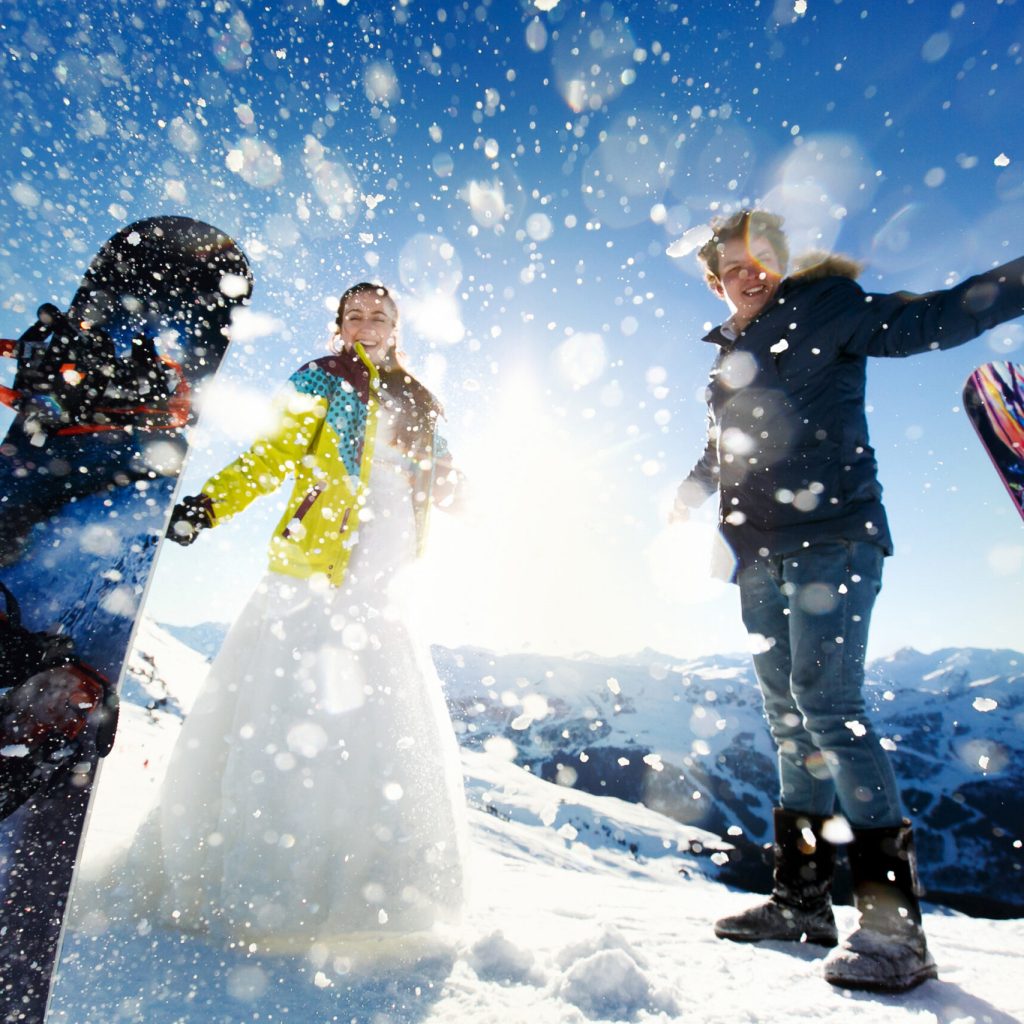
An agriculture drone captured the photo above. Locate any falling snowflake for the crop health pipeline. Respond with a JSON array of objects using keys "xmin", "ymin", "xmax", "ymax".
[{"xmin": 666, "ymin": 223, "xmax": 714, "ymax": 259}]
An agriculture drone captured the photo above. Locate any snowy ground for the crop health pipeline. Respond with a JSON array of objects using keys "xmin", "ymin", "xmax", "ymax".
[
  {"xmin": 51, "ymin": 757, "xmax": 1024, "ymax": 1024},
  {"xmin": 45, "ymin": 623, "xmax": 1024, "ymax": 1024}
]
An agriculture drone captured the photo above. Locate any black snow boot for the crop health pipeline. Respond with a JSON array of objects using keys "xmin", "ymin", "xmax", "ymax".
[
  {"xmin": 824, "ymin": 821, "xmax": 937, "ymax": 993},
  {"xmin": 715, "ymin": 807, "xmax": 838, "ymax": 947}
]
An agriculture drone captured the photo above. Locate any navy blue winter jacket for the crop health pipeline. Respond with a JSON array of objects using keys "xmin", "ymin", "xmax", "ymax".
[{"xmin": 679, "ymin": 254, "xmax": 1024, "ymax": 577}]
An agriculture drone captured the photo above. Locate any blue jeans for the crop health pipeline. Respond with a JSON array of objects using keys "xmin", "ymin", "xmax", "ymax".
[{"xmin": 736, "ymin": 541, "xmax": 904, "ymax": 828}]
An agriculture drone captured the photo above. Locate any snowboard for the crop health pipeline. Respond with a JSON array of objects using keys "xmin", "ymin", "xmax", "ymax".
[
  {"xmin": 962, "ymin": 361, "xmax": 1024, "ymax": 521},
  {"xmin": 0, "ymin": 216, "xmax": 251, "ymax": 1022}
]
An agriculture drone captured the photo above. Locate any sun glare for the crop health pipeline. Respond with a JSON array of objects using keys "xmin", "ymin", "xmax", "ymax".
[
  {"xmin": 645, "ymin": 523, "xmax": 734, "ymax": 605},
  {"xmin": 410, "ymin": 367, "xmax": 734, "ymax": 656},
  {"xmin": 414, "ymin": 367, "xmax": 611, "ymax": 653}
]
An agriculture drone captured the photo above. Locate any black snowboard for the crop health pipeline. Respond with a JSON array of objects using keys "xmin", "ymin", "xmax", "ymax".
[{"xmin": 0, "ymin": 216, "xmax": 251, "ymax": 1022}]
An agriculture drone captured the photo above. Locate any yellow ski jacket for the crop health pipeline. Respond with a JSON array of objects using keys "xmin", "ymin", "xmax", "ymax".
[{"xmin": 200, "ymin": 344, "xmax": 456, "ymax": 586}]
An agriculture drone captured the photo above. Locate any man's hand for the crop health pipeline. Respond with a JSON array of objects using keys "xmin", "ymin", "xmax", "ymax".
[
  {"xmin": 669, "ymin": 479, "xmax": 709, "ymax": 524},
  {"xmin": 668, "ymin": 496, "xmax": 692, "ymax": 525}
]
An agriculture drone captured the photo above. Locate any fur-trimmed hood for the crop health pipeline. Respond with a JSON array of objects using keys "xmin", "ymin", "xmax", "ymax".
[
  {"xmin": 705, "ymin": 251, "xmax": 864, "ymax": 344},
  {"xmin": 788, "ymin": 251, "xmax": 863, "ymax": 283}
]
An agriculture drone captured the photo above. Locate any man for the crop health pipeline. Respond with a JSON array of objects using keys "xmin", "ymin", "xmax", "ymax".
[{"xmin": 672, "ymin": 209, "xmax": 1024, "ymax": 992}]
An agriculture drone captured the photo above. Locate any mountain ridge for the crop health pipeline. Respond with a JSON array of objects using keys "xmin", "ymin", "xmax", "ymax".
[{"xmin": 151, "ymin": 620, "xmax": 1024, "ymax": 917}]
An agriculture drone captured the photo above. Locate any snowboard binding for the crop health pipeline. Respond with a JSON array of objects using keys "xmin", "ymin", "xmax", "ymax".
[
  {"xmin": 0, "ymin": 580, "xmax": 118, "ymax": 821},
  {"xmin": 0, "ymin": 302, "xmax": 190, "ymax": 445}
]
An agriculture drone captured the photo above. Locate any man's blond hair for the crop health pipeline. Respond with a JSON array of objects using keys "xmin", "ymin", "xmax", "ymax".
[{"xmin": 696, "ymin": 210, "xmax": 789, "ymax": 289}]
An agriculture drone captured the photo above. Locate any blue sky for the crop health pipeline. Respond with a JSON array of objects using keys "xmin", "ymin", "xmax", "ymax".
[{"xmin": 1, "ymin": 0, "xmax": 1022, "ymax": 658}]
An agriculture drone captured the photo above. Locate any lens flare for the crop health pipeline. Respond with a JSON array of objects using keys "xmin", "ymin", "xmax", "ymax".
[
  {"xmin": 463, "ymin": 179, "xmax": 509, "ymax": 229},
  {"xmin": 398, "ymin": 233, "xmax": 463, "ymax": 297},
  {"xmin": 225, "ymin": 138, "xmax": 282, "ymax": 188},
  {"xmin": 870, "ymin": 200, "xmax": 968, "ymax": 274},
  {"xmin": 582, "ymin": 112, "xmax": 678, "ymax": 228},
  {"xmin": 553, "ymin": 332, "xmax": 608, "ymax": 389},
  {"xmin": 552, "ymin": 7, "xmax": 636, "ymax": 113},
  {"xmin": 303, "ymin": 136, "xmax": 359, "ymax": 225},
  {"xmin": 762, "ymin": 134, "xmax": 877, "ymax": 254}
]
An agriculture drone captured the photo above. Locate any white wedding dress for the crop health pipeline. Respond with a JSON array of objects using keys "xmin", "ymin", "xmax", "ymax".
[{"xmin": 134, "ymin": 445, "xmax": 466, "ymax": 948}]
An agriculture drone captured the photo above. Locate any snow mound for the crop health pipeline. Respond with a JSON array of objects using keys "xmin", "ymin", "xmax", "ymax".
[
  {"xmin": 554, "ymin": 924, "xmax": 648, "ymax": 970},
  {"xmin": 464, "ymin": 929, "xmax": 545, "ymax": 986},
  {"xmin": 556, "ymin": 947, "xmax": 679, "ymax": 1021}
]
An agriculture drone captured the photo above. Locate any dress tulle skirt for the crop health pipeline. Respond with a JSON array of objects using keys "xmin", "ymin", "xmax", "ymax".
[{"xmin": 125, "ymin": 453, "xmax": 466, "ymax": 948}]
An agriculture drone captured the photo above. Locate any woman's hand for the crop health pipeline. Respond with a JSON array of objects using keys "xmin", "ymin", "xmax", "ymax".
[{"xmin": 167, "ymin": 495, "xmax": 215, "ymax": 546}]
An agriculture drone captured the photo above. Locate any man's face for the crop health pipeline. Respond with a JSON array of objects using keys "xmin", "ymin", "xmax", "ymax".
[{"xmin": 713, "ymin": 235, "xmax": 784, "ymax": 327}]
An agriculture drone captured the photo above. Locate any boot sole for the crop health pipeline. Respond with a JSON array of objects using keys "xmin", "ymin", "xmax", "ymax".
[
  {"xmin": 715, "ymin": 926, "xmax": 838, "ymax": 948},
  {"xmin": 825, "ymin": 962, "xmax": 938, "ymax": 993}
]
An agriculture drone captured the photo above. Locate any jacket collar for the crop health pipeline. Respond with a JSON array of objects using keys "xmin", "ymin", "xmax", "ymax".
[
  {"xmin": 701, "ymin": 252, "xmax": 862, "ymax": 347},
  {"xmin": 353, "ymin": 342, "xmax": 381, "ymax": 391}
]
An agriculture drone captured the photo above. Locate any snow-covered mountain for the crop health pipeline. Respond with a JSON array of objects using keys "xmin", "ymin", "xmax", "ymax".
[
  {"xmin": 434, "ymin": 643, "xmax": 1024, "ymax": 918},
  {"xmin": 49, "ymin": 618, "xmax": 1024, "ymax": 1023},
  {"xmin": 158, "ymin": 620, "xmax": 234, "ymax": 662},
  {"xmin": 155, "ymin": 621, "xmax": 1024, "ymax": 917}
]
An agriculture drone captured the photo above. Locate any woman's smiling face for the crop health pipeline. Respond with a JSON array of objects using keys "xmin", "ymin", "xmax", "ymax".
[
  {"xmin": 713, "ymin": 235, "xmax": 784, "ymax": 329},
  {"xmin": 338, "ymin": 289, "xmax": 398, "ymax": 366}
]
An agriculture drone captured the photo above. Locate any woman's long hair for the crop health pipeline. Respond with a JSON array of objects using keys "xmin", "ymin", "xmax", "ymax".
[{"xmin": 332, "ymin": 282, "xmax": 443, "ymax": 461}]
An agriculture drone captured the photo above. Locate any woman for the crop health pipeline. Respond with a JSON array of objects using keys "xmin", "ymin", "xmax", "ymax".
[
  {"xmin": 672, "ymin": 210, "xmax": 1024, "ymax": 992},
  {"xmin": 151, "ymin": 282, "xmax": 466, "ymax": 950}
]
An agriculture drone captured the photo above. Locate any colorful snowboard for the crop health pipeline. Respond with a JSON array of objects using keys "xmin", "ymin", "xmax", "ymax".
[
  {"xmin": 962, "ymin": 361, "xmax": 1024, "ymax": 521},
  {"xmin": 0, "ymin": 216, "xmax": 251, "ymax": 1022}
]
